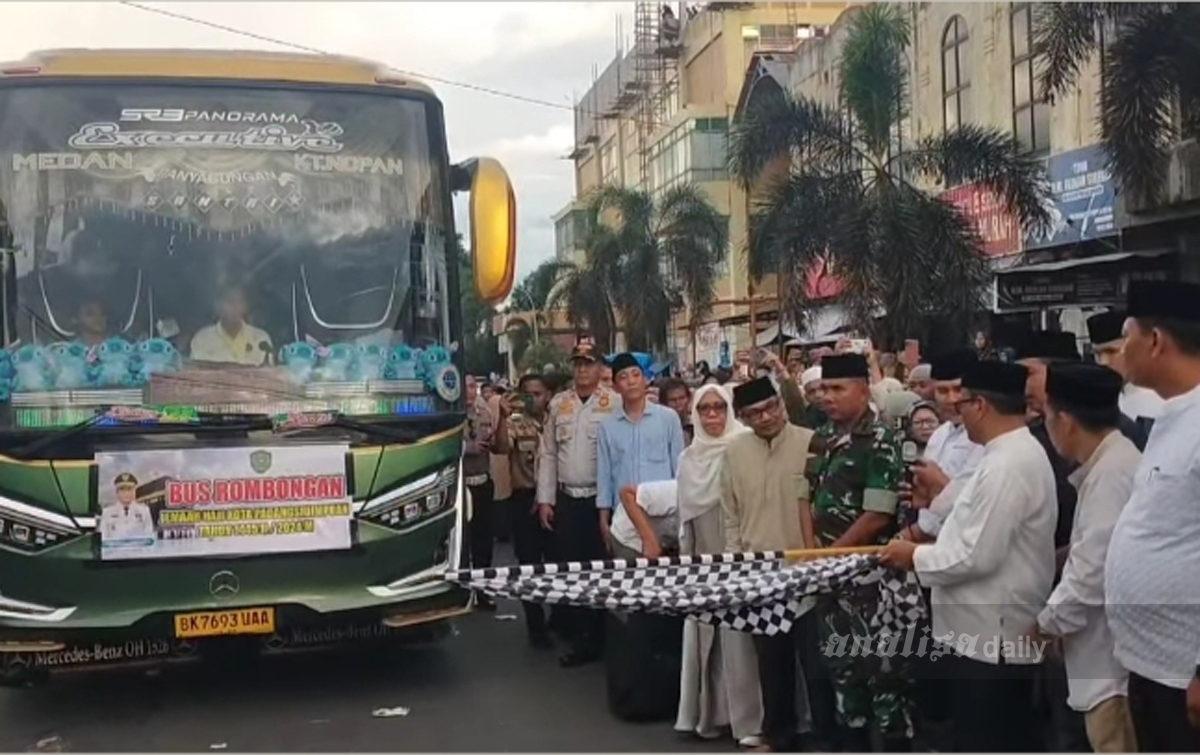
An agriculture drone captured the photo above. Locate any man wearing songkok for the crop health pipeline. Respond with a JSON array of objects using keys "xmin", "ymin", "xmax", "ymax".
[
  {"xmin": 1085, "ymin": 309, "xmax": 1163, "ymax": 451},
  {"xmin": 902, "ymin": 349, "xmax": 984, "ymax": 541},
  {"xmin": 881, "ymin": 360, "xmax": 1057, "ymax": 752},
  {"xmin": 720, "ymin": 376, "xmax": 820, "ymax": 752},
  {"xmin": 809, "ymin": 354, "xmax": 913, "ymax": 752},
  {"xmin": 597, "ymin": 353, "xmax": 685, "ymax": 560},
  {"xmin": 1032, "ymin": 361, "xmax": 1140, "ymax": 753},
  {"xmin": 1105, "ymin": 281, "xmax": 1200, "ymax": 752},
  {"xmin": 1015, "ymin": 331, "xmax": 1083, "ymax": 553}
]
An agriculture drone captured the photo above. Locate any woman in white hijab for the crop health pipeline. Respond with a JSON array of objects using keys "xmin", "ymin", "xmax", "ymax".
[{"xmin": 674, "ymin": 384, "xmax": 765, "ymax": 748}]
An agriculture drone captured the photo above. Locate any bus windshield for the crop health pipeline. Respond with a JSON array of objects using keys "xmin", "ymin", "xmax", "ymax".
[{"xmin": 0, "ymin": 82, "xmax": 459, "ymax": 430}]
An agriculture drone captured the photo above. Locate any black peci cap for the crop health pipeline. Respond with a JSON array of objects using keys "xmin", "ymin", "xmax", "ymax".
[
  {"xmin": 1015, "ymin": 331, "xmax": 1081, "ymax": 362},
  {"xmin": 732, "ymin": 376, "xmax": 778, "ymax": 411},
  {"xmin": 820, "ymin": 353, "xmax": 870, "ymax": 380},
  {"xmin": 1046, "ymin": 361, "xmax": 1123, "ymax": 412},
  {"xmin": 608, "ymin": 352, "xmax": 641, "ymax": 376},
  {"xmin": 1126, "ymin": 281, "xmax": 1200, "ymax": 324},
  {"xmin": 961, "ymin": 360, "xmax": 1028, "ymax": 397},
  {"xmin": 930, "ymin": 348, "xmax": 979, "ymax": 381},
  {"xmin": 1086, "ymin": 310, "xmax": 1127, "ymax": 347}
]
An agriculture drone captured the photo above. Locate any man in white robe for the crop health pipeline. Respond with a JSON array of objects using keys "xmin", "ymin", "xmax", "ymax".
[
  {"xmin": 1085, "ymin": 309, "xmax": 1163, "ymax": 451},
  {"xmin": 1034, "ymin": 361, "xmax": 1139, "ymax": 752},
  {"xmin": 1106, "ymin": 280, "xmax": 1200, "ymax": 752},
  {"xmin": 881, "ymin": 359, "xmax": 1057, "ymax": 753}
]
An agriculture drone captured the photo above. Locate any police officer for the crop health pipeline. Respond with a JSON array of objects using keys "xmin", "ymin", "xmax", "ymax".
[
  {"xmin": 536, "ymin": 340, "xmax": 619, "ymax": 667},
  {"xmin": 465, "ymin": 374, "xmax": 496, "ymax": 610},
  {"xmin": 100, "ymin": 473, "xmax": 155, "ymax": 543},
  {"xmin": 809, "ymin": 353, "xmax": 914, "ymax": 752},
  {"xmin": 493, "ymin": 373, "xmax": 554, "ymax": 648}
]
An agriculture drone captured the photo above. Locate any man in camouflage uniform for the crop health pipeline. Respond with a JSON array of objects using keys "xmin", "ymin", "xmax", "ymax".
[
  {"xmin": 809, "ymin": 353, "xmax": 915, "ymax": 752},
  {"xmin": 493, "ymin": 373, "xmax": 554, "ymax": 647}
]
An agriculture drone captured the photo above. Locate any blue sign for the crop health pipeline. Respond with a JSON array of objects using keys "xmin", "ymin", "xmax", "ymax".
[{"xmin": 1024, "ymin": 145, "xmax": 1117, "ymax": 250}]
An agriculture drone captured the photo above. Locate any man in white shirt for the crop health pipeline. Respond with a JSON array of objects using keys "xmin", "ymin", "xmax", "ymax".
[
  {"xmin": 881, "ymin": 360, "xmax": 1057, "ymax": 753},
  {"xmin": 1106, "ymin": 280, "xmax": 1200, "ymax": 752},
  {"xmin": 1085, "ymin": 309, "xmax": 1163, "ymax": 451},
  {"xmin": 904, "ymin": 348, "xmax": 984, "ymax": 541},
  {"xmin": 1035, "ymin": 361, "xmax": 1140, "ymax": 752},
  {"xmin": 100, "ymin": 472, "xmax": 156, "ymax": 544},
  {"xmin": 189, "ymin": 287, "xmax": 273, "ymax": 366}
]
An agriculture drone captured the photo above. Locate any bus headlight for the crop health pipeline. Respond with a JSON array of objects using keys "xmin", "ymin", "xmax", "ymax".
[
  {"xmin": 357, "ymin": 465, "xmax": 457, "ymax": 530},
  {"xmin": 0, "ymin": 495, "xmax": 81, "ymax": 553}
]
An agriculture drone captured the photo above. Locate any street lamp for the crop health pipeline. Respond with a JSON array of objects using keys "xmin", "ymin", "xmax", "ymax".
[{"xmin": 511, "ymin": 289, "xmax": 540, "ymax": 343}]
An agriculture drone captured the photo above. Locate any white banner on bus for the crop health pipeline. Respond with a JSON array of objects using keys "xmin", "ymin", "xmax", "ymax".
[{"xmin": 96, "ymin": 444, "xmax": 351, "ymax": 561}]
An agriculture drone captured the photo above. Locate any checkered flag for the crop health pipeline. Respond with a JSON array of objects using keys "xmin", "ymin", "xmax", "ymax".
[{"xmin": 446, "ymin": 552, "xmax": 925, "ymax": 637}]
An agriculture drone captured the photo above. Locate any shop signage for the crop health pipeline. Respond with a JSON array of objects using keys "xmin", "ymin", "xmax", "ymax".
[
  {"xmin": 995, "ymin": 253, "xmax": 1176, "ymax": 311},
  {"xmin": 1025, "ymin": 144, "xmax": 1116, "ymax": 250},
  {"xmin": 942, "ymin": 183, "xmax": 1022, "ymax": 258}
]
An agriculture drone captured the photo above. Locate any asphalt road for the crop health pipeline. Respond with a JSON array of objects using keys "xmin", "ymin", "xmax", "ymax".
[{"xmin": 0, "ymin": 595, "xmax": 733, "ymax": 753}]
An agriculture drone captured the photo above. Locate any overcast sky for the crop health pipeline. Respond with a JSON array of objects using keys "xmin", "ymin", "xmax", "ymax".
[{"xmin": 0, "ymin": 1, "xmax": 634, "ymax": 284}]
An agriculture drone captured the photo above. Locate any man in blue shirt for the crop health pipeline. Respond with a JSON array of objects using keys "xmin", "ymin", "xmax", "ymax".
[{"xmin": 598, "ymin": 353, "xmax": 685, "ymax": 557}]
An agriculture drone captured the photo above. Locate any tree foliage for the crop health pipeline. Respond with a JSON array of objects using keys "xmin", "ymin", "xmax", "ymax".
[
  {"xmin": 547, "ymin": 185, "xmax": 727, "ymax": 353},
  {"xmin": 1032, "ymin": 3, "xmax": 1200, "ymax": 207},
  {"xmin": 454, "ymin": 237, "xmax": 504, "ymax": 377},
  {"xmin": 728, "ymin": 4, "xmax": 1049, "ymax": 347}
]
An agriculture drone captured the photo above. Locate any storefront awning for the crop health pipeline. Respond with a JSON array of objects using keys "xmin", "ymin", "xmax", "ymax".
[{"xmin": 993, "ymin": 249, "xmax": 1178, "ymax": 312}]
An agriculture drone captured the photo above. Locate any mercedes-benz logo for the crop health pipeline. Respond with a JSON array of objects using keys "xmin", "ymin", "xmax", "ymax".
[{"xmin": 208, "ymin": 570, "xmax": 240, "ymax": 599}]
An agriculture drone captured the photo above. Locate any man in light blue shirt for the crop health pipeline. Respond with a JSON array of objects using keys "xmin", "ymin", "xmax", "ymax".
[{"xmin": 598, "ymin": 353, "xmax": 685, "ymax": 556}]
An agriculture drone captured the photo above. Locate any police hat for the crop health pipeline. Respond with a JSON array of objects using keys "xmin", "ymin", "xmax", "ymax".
[{"xmin": 114, "ymin": 472, "xmax": 138, "ymax": 487}]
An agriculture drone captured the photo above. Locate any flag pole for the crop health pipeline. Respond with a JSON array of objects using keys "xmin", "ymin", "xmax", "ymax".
[{"xmin": 784, "ymin": 545, "xmax": 885, "ymax": 562}]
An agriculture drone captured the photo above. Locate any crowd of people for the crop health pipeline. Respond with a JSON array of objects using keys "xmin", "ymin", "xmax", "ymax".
[{"xmin": 457, "ymin": 279, "xmax": 1200, "ymax": 754}]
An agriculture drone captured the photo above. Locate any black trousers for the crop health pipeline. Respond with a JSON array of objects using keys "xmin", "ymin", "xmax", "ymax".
[
  {"xmin": 1129, "ymin": 672, "xmax": 1200, "ymax": 752},
  {"xmin": 467, "ymin": 479, "xmax": 495, "ymax": 570},
  {"xmin": 945, "ymin": 653, "xmax": 1041, "ymax": 752},
  {"xmin": 1037, "ymin": 656, "xmax": 1089, "ymax": 752},
  {"xmin": 553, "ymin": 491, "xmax": 605, "ymax": 654},
  {"xmin": 752, "ymin": 612, "xmax": 828, "ymax": 751},
  {"xmin": 509, "ymin": 488, "xmax": 552, "ymax": 636}
]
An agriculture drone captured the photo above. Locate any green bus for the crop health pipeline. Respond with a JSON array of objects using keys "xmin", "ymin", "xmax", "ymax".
[{"xmin": 0, "ymin": 48, "xmax": 516, "ymax": 682}]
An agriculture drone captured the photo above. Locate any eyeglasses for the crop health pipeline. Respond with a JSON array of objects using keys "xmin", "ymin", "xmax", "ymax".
[
  {"xmin": 740, "ymin": 398, "xmax": 780, "ymax": 421},
  {"xmin": 911, "ymin": 418, "xmax": 940, "ymax": 429},
  {"xmin": 952, "ymin": 395, "xmax": 981, "ymax": 411},
  {"xmin": 697, "ymin": 402, "xmax": 727, "ymax": 416}
]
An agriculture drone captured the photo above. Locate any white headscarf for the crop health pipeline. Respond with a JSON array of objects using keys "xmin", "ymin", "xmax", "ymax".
[{"xmin": 677, "ymin": 384, "xmax": 749, "ymax": 524}]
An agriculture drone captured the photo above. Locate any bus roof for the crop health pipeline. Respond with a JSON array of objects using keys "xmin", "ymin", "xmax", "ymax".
[{"xmin": 0, "ymin": 48, "xmax": 436, "ymax": 97}]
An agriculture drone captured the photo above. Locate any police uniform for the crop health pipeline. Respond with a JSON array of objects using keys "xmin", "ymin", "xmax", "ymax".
[
  {"xmin": 536, "ymin": 341, "xmax": 618, "ymax": 663},
  {"xmin": 465, "ymin": 395, "xmax": 496, "ymax": 574},
  {"xmin": 809, "ymin": 356, "xmax": 914, "ymax": 747},
  {"xmin": 100, "ymin": 473, "xmax": 156, "ymax": 543},
  {"xmin": 505, "ymin": 409, "xmax": 552, "ymax": 640}
]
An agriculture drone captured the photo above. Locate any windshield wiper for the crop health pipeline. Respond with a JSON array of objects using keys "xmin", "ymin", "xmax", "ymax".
[{"xmin": 270, "ymin": 413, "xmax": 427, "ymax": 445}]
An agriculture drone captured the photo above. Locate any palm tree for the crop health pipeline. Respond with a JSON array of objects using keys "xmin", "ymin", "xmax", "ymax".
[
  {"xmin": 548, "ymin": 184, "xmax": 727, "ymax": 353},
  {"xmin": 728, "ymin": 4, "xmax": 1050, "ymax": 348},
  {"xmin": 1033, "ymin": 4, "xmax": 1200, "ymax": 207}
]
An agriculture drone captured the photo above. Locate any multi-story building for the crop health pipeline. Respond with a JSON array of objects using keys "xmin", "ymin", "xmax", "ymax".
[
  {"xmin": 734, "ymin": 3, "xmax": 1200, "ymax": 355},
  {"xmin": 554, "ymin": 1, "xmax": 853, "ymax": 364}
]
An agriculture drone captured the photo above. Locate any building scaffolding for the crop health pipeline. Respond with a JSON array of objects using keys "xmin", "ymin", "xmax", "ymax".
[{"xmin": 631, "ymin": 2, "xmax": 682, "ymax": 189}]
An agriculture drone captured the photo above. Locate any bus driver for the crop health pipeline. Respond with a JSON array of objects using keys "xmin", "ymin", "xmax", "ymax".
[{"xmin": 189, "ymin": 287, "xmax": 273, "ymax": 366}]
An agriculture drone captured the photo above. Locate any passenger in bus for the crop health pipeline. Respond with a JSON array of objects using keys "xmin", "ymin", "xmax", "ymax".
[
  {"xmin": 189, "ymin": 287, "xmax": 273, "ymax": 366},
  {"xmin": 74, "ymin": 299, "xmax": 112, "ymax": 347}
]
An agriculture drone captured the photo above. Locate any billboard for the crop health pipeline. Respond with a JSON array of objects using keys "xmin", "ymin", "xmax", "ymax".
[
  {"xmin": 1024, "ymin": 144, "xmax": 1117, "ymax": 250},
  {"xmin": 96, "ymin": 444, "xmax": 351, "ymax": 561}
]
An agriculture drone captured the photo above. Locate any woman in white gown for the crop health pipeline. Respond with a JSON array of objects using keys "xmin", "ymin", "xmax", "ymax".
[{"xmin": 674, "ymin": 384, "xmax": 765, "ymax": 747}]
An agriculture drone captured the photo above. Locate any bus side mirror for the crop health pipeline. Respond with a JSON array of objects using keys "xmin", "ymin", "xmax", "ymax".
[{"xmin": 453, "ymin": 157, "xmax": 516, "ymax": 305}]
